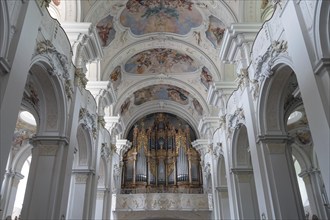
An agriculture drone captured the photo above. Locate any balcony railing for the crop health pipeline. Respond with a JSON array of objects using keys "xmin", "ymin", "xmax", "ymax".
[{"xmin": 118, "ymin": 187, "xmax": 203, "ymax": 194}]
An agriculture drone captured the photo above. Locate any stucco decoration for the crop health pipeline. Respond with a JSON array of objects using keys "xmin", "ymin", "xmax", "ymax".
[
  {"xmin": 96, "ymin": 14, "xmax": 116, "ymax": 47},
  {"xmin": 116, "ymin": 193, "xmax": 210, "ymax": 211},
  {"xmin": 119, "ymin": 0, "xmax": 203, "ymax": 35},
  {"xmin": 79, "ymin": 108, "xmax": 97, "ymax": 139},
  {"xmin": 227, "ymin": 107, "xmax": 245, "ymax": 136},
  {"xmin": 206, "ymin": 15, "xmax": 226, "ymax": 48},
  {"xmin": 125, "ymin": 48, "xmax": 199, "ymax": 74}
]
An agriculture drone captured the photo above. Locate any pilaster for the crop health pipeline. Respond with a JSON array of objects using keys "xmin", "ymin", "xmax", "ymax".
[{"xmin": 21, "ymin": 136, "xmax": 70, "ymax": 220}]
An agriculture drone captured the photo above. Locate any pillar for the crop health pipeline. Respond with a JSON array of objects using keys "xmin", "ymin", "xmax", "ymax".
[
  {"xmin": 20, "ymin": 136, "xmax": 70, "ymax": 219},
  {"xmin": 299, "ymin": 169, "xmax": 330, "ymax": 219},
  {"xmin": 231, "ymin": 168, "xmax": 259, "ymax": 219},
  {"xmin": 258, "ymin": 135, "xmax": 305, "ymax": 219},
  {"xmin": 67, "ymin": 169, "xmax": 95, "ymax": 220},
  {"xmin": 281, "ymin": 1, "xmax": 330, "ymax": 199},
  {"xmin": 216, "ymin": 186, "xmax": 231, "ymax": 219},
  {"xmin": 0, "ymin": 0, "xmax": 42, "ymax": 192}
]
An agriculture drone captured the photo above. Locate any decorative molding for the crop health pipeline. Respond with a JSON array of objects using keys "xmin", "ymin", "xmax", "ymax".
[
  {"xmin": 75, "ymin": 173, "xmax": 89, "ymax": 183},
  {"xmin": 115, "ymin": 139, "xmax": 132, "ymax": 158},
  {"xmin": 227, "ymin": 107, "xmax": 245, "ymax": 134},
  {"xmin": 36, "ymin": 40, "xmax": 70, "ymax": 79},
  {"xmin": 253, "ymin": 40, "xmax": 288, "ymax": 81},
  {"xmin": 75, "ymin": 68, "xmax": 88, "ymax": 88},
  {"xmin": 79, "ymin": 108, "xmax": 98, "ymax": 139},
  {"xmin": 198, "ymin": 117, "xmax": 223, "ymax": 138},
  {"xmin": 257, "ymin": 134, "xmax": 292, "ymax": 144},
  {"xmin": 38, "ymin": 145, "xmax": 58, "ymax": 156},
  {"xmin": 98, "ymin": 115, "xmax": 106, "ymax": 128},
  {"xmin": 101, "ymin": 143, "xmax": 110, "ymax": 159},
  {"xmin": 207, "ymin": 81, "xmax": 236, "ymax": 108},
  {"xmin": 65, "ymin": 79, "xmax": 73, "ymax": 99},
  {"xmin": 115, "ymin": 193, "xmax": 211, "ymax": 211}
]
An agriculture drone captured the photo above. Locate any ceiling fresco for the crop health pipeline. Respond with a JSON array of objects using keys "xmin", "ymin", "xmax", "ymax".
[
  {"xmin": 133, "ymin": 84, "xmax": 190, "ymax": 106},
  {"xmin": 124, "ymin": 48, "xmax": 199, "ymax": 74},
  {"xmin": 96, "ymin": 14, "xmax": 116, "ymax": 47},
  {"xmin": 119, "ymin": 0, "xmax": 203, "ymax": 35},
  {"xmin": 206, "ymin": 15, "xmax": 226, "ymax": 48},
  {"xmin": 110, "ymin": 66, "xmax": 122, "ymax": 90},
  {"xmin": 200, "ymin": 66, "xmax": 213, "ymax": 89}
]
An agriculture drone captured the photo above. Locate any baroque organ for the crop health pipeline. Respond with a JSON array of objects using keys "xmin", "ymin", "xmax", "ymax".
[{"xmin": 121, "ymin": 113, "xmax": 203, "ymax": 193}]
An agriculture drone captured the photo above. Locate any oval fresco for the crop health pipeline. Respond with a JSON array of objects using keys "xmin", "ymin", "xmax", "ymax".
[
  {"xmin": 125, "ymin": 48, "xmax": 199, "ymax": 74},
  {"xmin": 96, "ymin": 14, "xmax": 116, "ymax": 47},
  {"xmin": 206, "ymin": 15, "xmax": 226, "ymax": 48},
  {"xmin": 120, "ymin": 0, "xmax": 203, "ymax": 35},
  {"xmin": 134, "ymin": 84, "xmax": 190, "ymax": 105}
]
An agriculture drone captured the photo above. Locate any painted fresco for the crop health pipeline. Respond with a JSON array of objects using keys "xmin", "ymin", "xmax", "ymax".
[
  {"xmin": 206, "ymin": 15, "xmax": 226, "ymax": 48},
  {"xmin": 96, "ymin": 14, "xmax": 116, "ymax": 47},
  {"xmin": 200, "ymin": 66, "xmax": 213, "ymax": 89},
  {"xmin": 125, "ymin": 48, "xmax": 199, "ymax": 74},
  {"xmin": 110, "ymin": 66, "xmax": 122, "ymax": 90},
  {"xmin": 121, "ymin": 98, "xmax": 131, "ymax": 115},
  {"xmin": 134, "ymin": 84, "xmax": 190, "ymax": 105},
  {"xmin": 120, "ymin": 0, "xmax": 203, "ymax": 35},
  {"xmin": 192, "ymin": 98, "xmax": 203, "ymax": 116}
]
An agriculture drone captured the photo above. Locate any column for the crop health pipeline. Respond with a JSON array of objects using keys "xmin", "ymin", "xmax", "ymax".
[
  {"xmin": 0, "ymin": 0, "xmax": 42, "ymax": 191},
  {"xmin": 20, "ymin": 136, "xmax": 70, "ymax": 219},
  {"xmin": 231, "ymin": 168, "xmax": 259, "ymax": 219},
  {"xmin": 216, "ymin": 186, "xmax": 231, "ymax": 219},
  {"xmin": 95, "ymin": 189, "xmax": 105, "ymax": 220},
  {"xmin": 258, "ymin": 135, "xmax": 305, "ymax": 219},
  {"xmin": 299, "ymin": 169, "xmax": 329, "ymax": 219},
  {"xmin": 1, "ymin": 172, "xmax": 24, "ymax": 218}
]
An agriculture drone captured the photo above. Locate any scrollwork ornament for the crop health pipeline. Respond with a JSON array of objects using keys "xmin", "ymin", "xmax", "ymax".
[
  {"xmin": 79, "ymin": 108, "xmax": 98, "ymax": 139},
  {"xmin": 75, "ymin": 68, "xmax": 88, "ymax": 88}
]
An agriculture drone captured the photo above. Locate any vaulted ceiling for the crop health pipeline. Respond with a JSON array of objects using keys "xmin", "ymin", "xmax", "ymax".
[{"xmin": 48, "ymin": 0, "xmax": 263, "ymax": 138}]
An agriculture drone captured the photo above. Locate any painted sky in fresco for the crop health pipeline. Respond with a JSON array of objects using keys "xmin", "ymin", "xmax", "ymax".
[
  {"xmin": 125, "ymin": 48, "xmax": 199, "ymax": 74},
  {"xmin": 120, "ymin": 0, "xmax": 203, "ymax": 35}
]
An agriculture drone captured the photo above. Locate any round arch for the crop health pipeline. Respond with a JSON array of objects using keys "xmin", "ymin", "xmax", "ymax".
[{"xmin": 28, "ymin": 59, "xmax": 68, "ymax": 136}]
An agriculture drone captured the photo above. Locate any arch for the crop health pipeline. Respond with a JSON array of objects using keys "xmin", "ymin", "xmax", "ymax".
[
  {"xmin": 75, "ymin": 124, "xmax": 94, "ymax": 168},
  {"xmin": 232, "ymin": 124, "xmax": 251, "ymax": 168},
  {"xmin": 28, "ymin": 59, "xmax": 68, "ymax": 136},
  {"xmin": 230, "ymin": 123, "xmax": 260, "ymax": 219},
  {"xmin": 314, "ymin": 1, "xmax": 330, "ymax": 59},
  {"xmin": 0, "ymin": 0, "xmax": 9, "ymax": 58},
  {"xmin": 257, "ymin": 63, "xmax": 295, "ymax": 133}
]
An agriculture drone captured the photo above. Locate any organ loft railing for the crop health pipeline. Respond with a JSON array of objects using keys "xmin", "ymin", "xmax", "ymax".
[{"xmin": 121, "ymin": 113, "xmax": 203, "ymax": 193}]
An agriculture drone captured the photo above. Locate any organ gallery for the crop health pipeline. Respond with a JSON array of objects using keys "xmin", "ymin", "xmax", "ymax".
[{"xmin": 122, "ymin": 113, "xmax": 202, "ymax": 192}]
